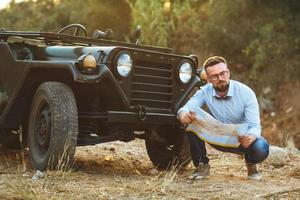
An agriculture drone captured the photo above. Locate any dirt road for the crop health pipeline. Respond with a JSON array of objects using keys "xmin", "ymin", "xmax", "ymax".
[{"xmin": 0, "ymin": 139, "xmax": 300, "ymax": 199}]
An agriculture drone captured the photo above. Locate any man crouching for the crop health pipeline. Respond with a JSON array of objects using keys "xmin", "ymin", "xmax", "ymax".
[{"xmin": 178, "ymin": 56, "xmax": 269, "ymax": 181}]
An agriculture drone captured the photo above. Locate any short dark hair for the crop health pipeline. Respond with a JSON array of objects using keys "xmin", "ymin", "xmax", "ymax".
[{"xmin": 203, "ymin": 56, "xmax": 227, "ymax": 72}]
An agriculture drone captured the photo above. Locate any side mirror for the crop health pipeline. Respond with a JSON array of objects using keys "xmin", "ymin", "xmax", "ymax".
[
  {"xmin": 134, "ymin": 25, "xmax": 142, "ymax": 44},
  {"xmin": 189, "ymin": 55, "xmax": 198, "ymax": 68},
  {"xmin": 196, "ymin": 67, "xmax": 208, "ymax": 83}
]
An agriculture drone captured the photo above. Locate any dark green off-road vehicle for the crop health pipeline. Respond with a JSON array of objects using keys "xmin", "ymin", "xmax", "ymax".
[{"xmin": 0, "ymin": 24, "xmax": 201, "ymax": 171}]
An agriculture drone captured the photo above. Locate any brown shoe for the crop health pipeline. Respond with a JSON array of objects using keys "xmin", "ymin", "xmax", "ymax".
[
  {"xmin": 188, "ymin": 163, "xmax": 210, "ymax": 180},
  {"xmin": 246, "ymin": 163, "xmax": 261, "ymax": 181}
]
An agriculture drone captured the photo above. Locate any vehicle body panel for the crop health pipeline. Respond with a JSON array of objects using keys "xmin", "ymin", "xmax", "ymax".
[{"xmin": 0, "ymin": 30, "xmax": 201, "ymax": 144}]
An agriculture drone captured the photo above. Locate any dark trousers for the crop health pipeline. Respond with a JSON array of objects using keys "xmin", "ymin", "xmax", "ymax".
[{"xmin": 187, "ymin": 132, "xmax": 269, "ymax": 167}]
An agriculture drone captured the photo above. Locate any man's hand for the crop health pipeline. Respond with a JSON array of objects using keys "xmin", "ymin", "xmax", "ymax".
[
  {"xmin": 239, "ymin": 134, "xmax": 256, "ymax": 148},
  {"xmin": 178, "ymin": 111, "xmax": 196, "ymax": 126}
]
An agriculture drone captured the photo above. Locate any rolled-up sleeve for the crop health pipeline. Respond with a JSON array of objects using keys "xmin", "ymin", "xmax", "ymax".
[
  {"xmin": 177, "ymin": 89, "xmax": 205, "ymax": 118},
  {"xmin": 244, "ymin": 90, "xmax": 261, "ymax": 138}
]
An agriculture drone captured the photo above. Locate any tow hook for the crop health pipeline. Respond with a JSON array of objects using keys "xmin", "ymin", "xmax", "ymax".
[{"xmin": 136, "ymin": 104, "xmax": 148, "ymax": 121}]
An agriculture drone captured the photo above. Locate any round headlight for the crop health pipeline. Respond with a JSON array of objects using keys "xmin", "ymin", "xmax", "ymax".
[
  {"xmin": 116, "ymin": 52, "xmax": 132, "ymax": 77},
  {"xmin": 179, "ymin": 62, "xmax": 192, "ymax": 83}
]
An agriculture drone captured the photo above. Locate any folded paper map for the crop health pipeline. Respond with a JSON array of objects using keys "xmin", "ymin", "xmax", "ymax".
[{"xmin": 186, "ymin": 107, "xmax": 248, "ymax": 147}]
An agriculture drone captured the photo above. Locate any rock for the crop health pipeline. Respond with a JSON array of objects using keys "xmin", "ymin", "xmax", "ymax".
[
  {"xmin": 109, "ymin": 147, "xmax": 116, "ymax": 152},
  {"xmin": 149, "ymin": 168, "xmax": 159, "ymax": 175},
  {"xmin": 265, "ymin": 146, "xmax": 289, "ymax": 167},
  {"xmin": 104, "ymin": 155, "xmax": 113, "ymax": 161},
  {"xmin": 32, "ymin": 170, "xmax": 46, "ymax": 180},
  {"xmin": 286, "ymin": 137, "xmax": 295, "ymax": 148},
  {"xmin": 286, "ymin": 147, "xmax": 300, "ymax": 158}
]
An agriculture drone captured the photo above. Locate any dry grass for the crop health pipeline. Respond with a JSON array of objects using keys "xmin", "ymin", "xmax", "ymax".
[
  {"xmin": 290, "ymin": 166, "xmax": 300, "ymax": 179},
  {"xmin": 1, "ymin": 140, "xmax": 300, "ymax": 200},
  {"xmin": 1, "ymin": 167, "xmax": 181, "ymax": 200},
  {"xmin": 0, "ymin": 141, "xmax": 181, "ymax": 200}
]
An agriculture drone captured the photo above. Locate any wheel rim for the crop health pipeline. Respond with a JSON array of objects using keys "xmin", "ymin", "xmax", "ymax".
[{"xmin": 34, "ymin": 101, "xmax": 51, "ymax": 154}]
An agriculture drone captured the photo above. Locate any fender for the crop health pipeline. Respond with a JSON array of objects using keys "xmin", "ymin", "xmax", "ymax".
[
  {"xmin": 0, "ymin": 59, "xmax": 129, "ymax": 128},
  {"xmin": 174, "ymin": 75, "xmax": 201, "ymax": 112}
]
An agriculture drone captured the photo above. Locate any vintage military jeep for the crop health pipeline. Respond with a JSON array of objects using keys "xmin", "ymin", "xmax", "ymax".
[{"xmin": 0, "ymin": 24, "xmax": 201, "ymax": 171}]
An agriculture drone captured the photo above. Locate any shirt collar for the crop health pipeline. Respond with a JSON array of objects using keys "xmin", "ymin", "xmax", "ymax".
[{"xmin": 213, "ymin": 80, "xmax": 234, "ymax": 99}]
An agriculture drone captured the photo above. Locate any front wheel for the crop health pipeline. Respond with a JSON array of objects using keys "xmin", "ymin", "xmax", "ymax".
[
  {"xmin": 145, "ymin": 126, "xmax": 191, "ymax": 170},
  {"xmin": 28, "ymin": 82, "xmax": 78, "ymax": 171}
]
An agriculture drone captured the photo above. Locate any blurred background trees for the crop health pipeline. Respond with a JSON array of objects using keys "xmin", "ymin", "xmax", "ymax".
[
  {"xmin": 0, "ymin": 0, "xmax": 131, "ymax": 39},
  {"xmin": 2, "ymin": 0, "xmax": 298, "ymax": 90},
  {"xmin": 0, "ymin": 0, "xmax": 299, "ymax": 146}
]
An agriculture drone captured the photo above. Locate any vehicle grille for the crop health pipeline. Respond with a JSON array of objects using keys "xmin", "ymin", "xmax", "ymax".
[{"xmin": 130, "ymin": 60, "xmax": 173, "ymax": 110}]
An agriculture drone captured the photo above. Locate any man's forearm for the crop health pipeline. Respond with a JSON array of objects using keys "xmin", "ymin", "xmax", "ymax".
[{"xmin": 247, "ymin": 126, "xmax": 261, "ymax": 138}]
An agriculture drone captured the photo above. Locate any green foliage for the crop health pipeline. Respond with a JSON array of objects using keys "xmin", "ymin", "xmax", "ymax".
[
  {"xmin": 245, "ymin": 11, "xmax": 300, "ymax": 87},
  {"xmin": 129, "ymin": 0, "xmax": 171, "ymax": 47},
  {"xmin": 84, "ymin": 0, "xmax": 132, "ymax": 39},
  {"xmin": 129, "ymin": 0, "xmax": 194, "ymax": 47},
  {"xmin": 1, "ymin": 0, "xmax": 299, "ymax": 94},
  {"xmin": 0, "ymin": 0, "xmax": 132, "ymax": 40},
  {"xmin": 167, "ymin": 0, "xmax": 300, "ymax": 92},
  {"xmin": 0, "ymin": 0, "xmax": 54, "ymax": 31}
]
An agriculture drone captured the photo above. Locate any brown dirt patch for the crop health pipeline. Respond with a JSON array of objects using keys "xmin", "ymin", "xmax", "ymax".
[{"xmin": 0, "ymin": 139, "xmax": 300, "ymax": 199}]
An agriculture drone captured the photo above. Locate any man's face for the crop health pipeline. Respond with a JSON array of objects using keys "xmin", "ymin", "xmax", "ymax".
[{"xmin": 206, "ymin": 62, "xmax": 230, "ymax": 93}]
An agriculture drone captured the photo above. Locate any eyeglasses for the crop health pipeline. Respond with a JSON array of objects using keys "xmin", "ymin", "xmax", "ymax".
[{"xmin": 209, "ymin": 70, "xmax": 228, "ymax": 81}]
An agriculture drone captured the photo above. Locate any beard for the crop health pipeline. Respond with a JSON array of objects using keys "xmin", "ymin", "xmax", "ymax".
[{"xmin": 213, "ymin": 81, "xmax": 229, "ymax": 92}]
